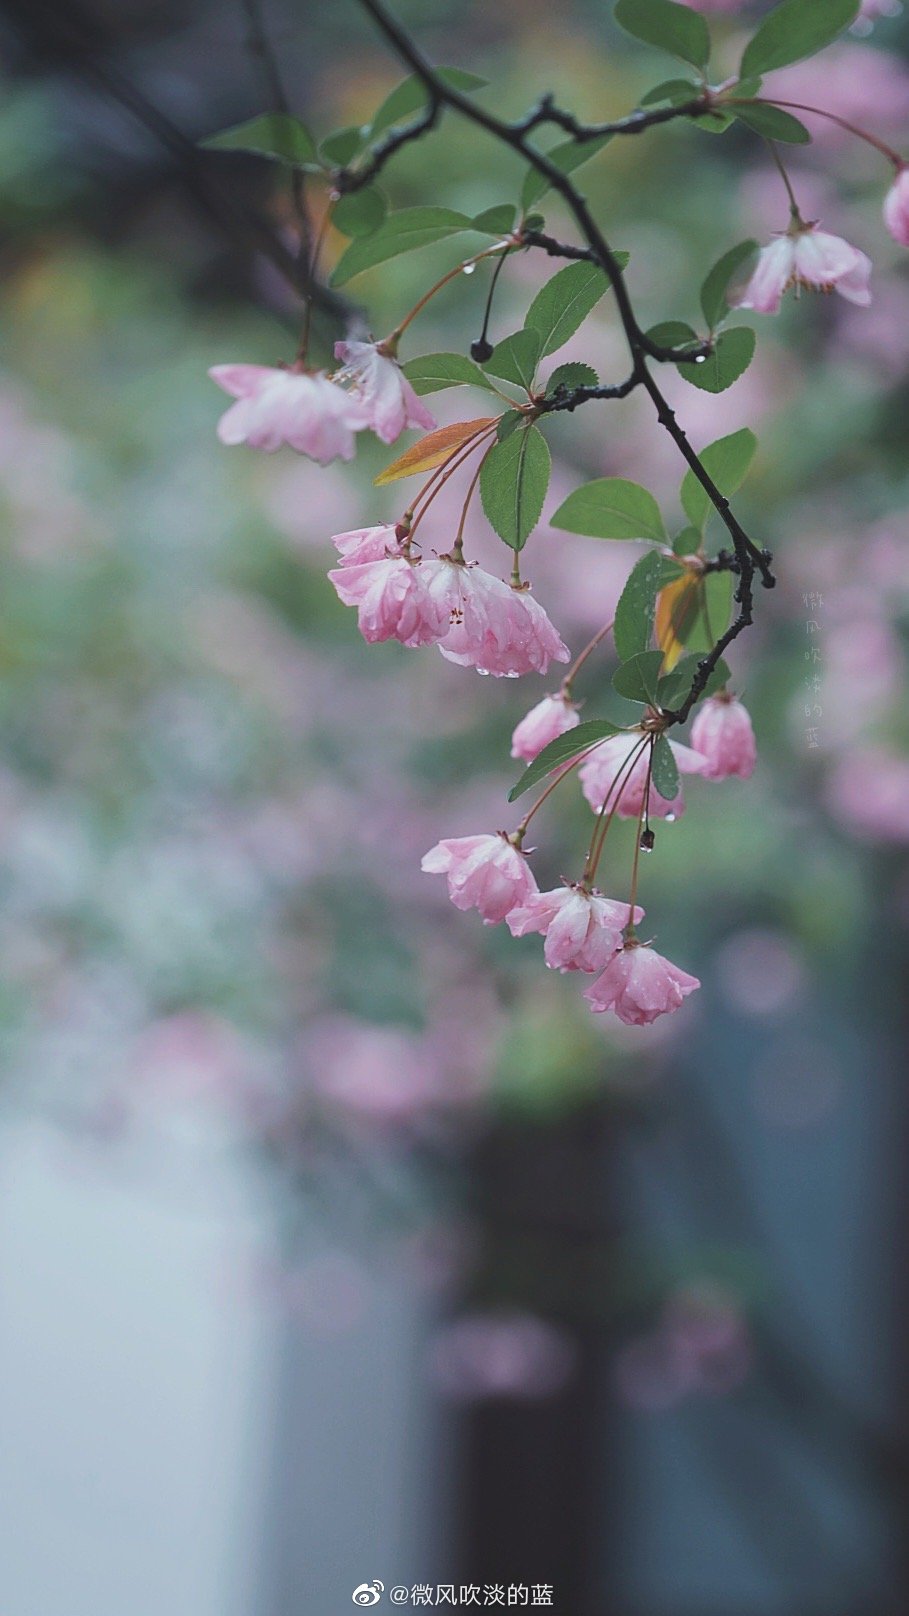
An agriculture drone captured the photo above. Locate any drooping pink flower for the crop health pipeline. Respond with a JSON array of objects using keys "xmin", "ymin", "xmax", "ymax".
[
  {"xmin": 690, "ymin": 694, "xmax": 757, "ymax": 780},
  {"xmin": 584, "ymin": 942, "xmax": 700, "ymax": 1025},
  {"xmin": 210, "ymin": 364, "xmax": 368, "ymax": 460},
  {"xmin": 733, "ymin": 224, "xmax": 872, "ymax": 315},
  {"xmin": 423, "ymin": 559, "xmax": 570, "ymax": 678},
  {"xmin": 884, "ymin": 168, "xmax": 909, "ymax": 247},
  {"xmin": 331, "ymin": 524, "xmax": 403, "ymax": 567},
  {"xmin": 421, "ymin": 832, "xmax": 538, "ymax": 924},
  {"xmin": 510, "ymin": 693, "xmax": 580, "ymax": 762},
  {"xmin": 334, "ymin": 339, "xmax": 436, "ymax": 444},
  {"xmin": 578, "ymin": 732, "xmax": 706, "ymax": 820},
  {"xmin": 328, "ymin": 556, "xmax": 449, "ymax": 646},
  {"xmin": 507, "ymin": 884, "xmax": 644, "ymax": 972}
]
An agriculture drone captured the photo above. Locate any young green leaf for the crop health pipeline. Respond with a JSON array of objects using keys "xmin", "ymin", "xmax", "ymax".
[
  {"xmin": 507, "ymin": 719, "xmax": 622, "ymax": 802},
  {"xmin": 614, "ymin": 550, "xmax": 685, "ymax": 662},
  {"xmin": 612, "ymin": 650, "xmax": 665, "ymax": 705},
  {"xmin": 202, "ymin": 113, "xmax": 318, "ymax": 167},
  {"xmin": 646, "ymin": 320, "xmax": 702, "ymax": 354},
  {"xmin": 546, "ymin": 361, "xmax": 599, "ymax": 395},
  {"xmin": 520, "ymin": 133, "xmax": 613, "ymax": 213},
  {"xmin": 651, "ymin": 735, "xmax": 680, "ymax": 799},
  {"xmin": 480, "ymin": 423, "xmax": 551, "ymax": 551},
  {"xmin": 676, "ymin": 326, "xmax": 756, "ymax": 393},
  {"xmin": 472, "ymin": 204, "xmax": 516, "ymax": 235},
  {"xmin": 680, "ymin": 428, "xmax": 757, "ymax": 531},
  {"xmin": 614, "ymin": 0, "xmax": 711, "ymax": 68},
  {"xmin": 682, "ymin": 571, "xmax": 734, "ymax": 652},
  {"xmin": 740, "ymin": 0, "xmax": 859, "ymax": 79},
  {"xmin": 552, "ymin": 478, "xmax": 666, "ymax": 542},
  {"xmin": 400, "ymin": 353, "xmax": 495, "ymax": 395},
  {"xmin": 367, "ymin": 67, "xmax": 488, "ymax": 140},
  {"xmin": 700, "ymin": 240, "xmax": 758, "ymax": 329},
  {"xmin": 331, "ymin": 207, "xmax": 474, "ymax": 285},
  {"xmin": 657, "ymin": 653, "xmax": 731, "ymax": 708},
  {"xmin": 639, "ymin": 77, "xmax": 702, "ymax": 105},
  {"xmin": 496, "ymin": 410, "xmax": 524, "ymax": 441},
  {"xmin": 481, "ymin": 329, "xmax": 542, "ymax": 391},
  {"xmin": 732, "ymin": 103, "xmax": 811, "ymax": 143},
  {"xmin": 319, "ymin": 126, "xmax": 365, "ymax": 166},
  {"xmin": 672, "ymin": 525, "xmax": 703, "ymax": 556},
  {"xmin": 333, "ymin": 187, "xmax": 388, "ymax": 237},
  {"xmin": 525, "ymin": 262, "xmax": 613, "ymax": 357}
]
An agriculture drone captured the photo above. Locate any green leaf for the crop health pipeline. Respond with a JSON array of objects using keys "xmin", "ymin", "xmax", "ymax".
[
  {"xmin": 646, "ymin": 319, "xmax": 702, "ymax": 354},
  {"xmin": 614, "ymin": 550, "xmax": 684, "ymax": 662},
  {"xmin": 672, "ymin": 525, "xmax": 702, "ymax": 556},
  {"xmin": 320, "ymin": 126, "xmax": 365, "ymax": 166},
  {"xmin": 202, "ymin": 113, "xmax": 319, "ymax": 167},
  {"xmin": 481, "ymin": 329, "xmax": 542, "ymax": 391},
  {"xmin": 367, "ymin": 67, "xmax": 487, "ymax": 140},
  {"xmin": 639, "ymin": 77, "xmax": 701, "ymax": 105},
  {"xmin": 732, "ymin": 102, "xmax": 811, "ymax": 143},
  {"xmin": 700, "ymin": 240, "xmax": 758, "ymax": 329},
  {"xmin": 507, "ymin": 719, "xmax": 622, "ymax": 802},
  {"xmin": 496, "ymin": 409, "xmax": 524, "ymax": 441},
  {"xmin": 651, "ymin": 736, "xmax": 680, "ymax": 799},
  {"xmin": 472, "ymin": 204, "xmax": 516, "ymax": 235},
  {"xmin": 658, "ymin": 653, "xmax": 731, "ymax": 708},
  {"xmin": 333, "ymin": 187, "xmax": 388, "ymax": 237},
  {"xmin": 331, "ymin": 207, "xmax": 474, "ymax": 285},
  {"xmin": 684, "ymin": 571, "xmax": 734, "ymax": 652},
  {"xmin": 681, "ymin": 428, "xmax": 757, "ymax": 531},
  {"xmin": 400, "ymin": 352, "xmax": 495, "ymax": 395},
  {"xmin": 614, "ymin": 0, "xmax": 711, "ymax": 68},
  {"xmin": 520, "ymin": 133, "xmax": 613, "ymax": 213},
  {"xmin": 525, "ymin": 262, "xmax": 613, "ymax": 358},
  {"xmin": 677, "ymin": 326, "xmax": 755, "ymax": 393},
  {"xmin": 480, "ymin": 423, "xmax": 551, "ymax": 551},
  {"xmin": 547, "ymin": 361, "xmax": 599, "ymax": 395},
  {"xmin": 552, "ymin": 477, "xmax": 666, "ymax": 542},
  {"xmin": 612, "ymin": 650, "xmax": 665, "ymax": 705},
  {"xmin": 740, "ymin": 0, "xmax": 859, "ymax": 78}
]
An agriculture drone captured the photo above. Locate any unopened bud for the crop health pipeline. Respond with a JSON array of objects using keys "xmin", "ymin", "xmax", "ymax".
[
  {"xmin": 640, "ymin": 828, "xmax": 656, "ymax": 852},
  {"xmin": 470, "ymin": 337, "xmax": 494, "ymax": 362}
]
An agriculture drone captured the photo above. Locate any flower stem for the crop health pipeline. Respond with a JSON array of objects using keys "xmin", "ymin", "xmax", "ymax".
[
  {"xmin": 408, "ymin": 424, "xmax": 500, "ymax": 541},
  {"xmin": 582, "ymin": 734, "xmax": 649, "ymax": 886},
  {"xmin": 561, "ymin": 620, "xmax": 615, "ymax": 698},
  {"xmin": 764, "ymin": 138, "xmax": 801, "ymax": 220},
  {"xmin": 297, "ymin": 196, "xmax": 335, "ymax": 365},
  {"xmin": 625, "ymin": 738, "xmax": 653, "ymax": 936},
  {"xmin": 731, "ymin": 97, "xmax": 904, "ymax": 170},
  {"xmin": 387, "ymin": 242, "xmax": 514, "ymax": 344}
]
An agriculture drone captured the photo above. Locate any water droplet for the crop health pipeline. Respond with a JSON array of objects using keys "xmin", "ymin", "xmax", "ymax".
[
  {"xmin": 462, "ymin": 263, "xmax": 477, "ymax": 275},
  {"xmin": 694, "ymin": 354, "xmax": 707, "ymax": 364},
  {"xmin": 664, "ymin": 811, "xmax": 677, "ymax": 823}
]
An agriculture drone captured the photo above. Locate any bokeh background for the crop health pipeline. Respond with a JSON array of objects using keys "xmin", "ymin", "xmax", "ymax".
[{"xmin": 0, "ymin": 1, "xmax": 908, "ymax": 1611}]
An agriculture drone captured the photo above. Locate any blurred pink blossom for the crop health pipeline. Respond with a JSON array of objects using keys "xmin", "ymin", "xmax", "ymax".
[
  {"xmin": 333, "ymin": 338, "xmax": 436, "ymax": 444},
  {"xmin": 691, "ymin": 693, "xmax": 757, "ymax": 779},
  {"xmin": 734, "ymin": 226, "xmax": 872, "ymax": 315},
  {"xmin": 210, "ymin": 364, "xmax": 367, "ymax": 460},
  {"xmin": 510, "ymin": 692, "xmax": 579, "ymax": 761},
  {"xmin": 430, "ymin": 1311, "xmax": 577, "ymax": 1401},
  {"xmin": 579, "ymin": 732, "xmax": 706, "ymax": 819},
  {"xmin": 826, "ymin": 746, "xmax": 909, "ymax": 841}
]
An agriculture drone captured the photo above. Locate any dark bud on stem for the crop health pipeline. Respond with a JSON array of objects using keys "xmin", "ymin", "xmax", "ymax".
[
  {"xmin": 640, "ymin": 828, "xmax": 656, "ymax": 852},
  {"xmin": 470, "ymin": 337, "xmax": 494, "ymax": 362}
]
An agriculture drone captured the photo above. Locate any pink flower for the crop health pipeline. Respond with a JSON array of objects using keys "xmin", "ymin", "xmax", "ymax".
[
  {"xmin": 328, "ymin": 556, "xmax": 449, "ymax": 646},
  {"xmin": 854, "ymin": 0, "xmax": 902, "ymax": 31},
  {"xmin": 334, "ymin": 339, "xmax": 436, "ymax": 444},
  {"xmin": 826, "ymin": 746, "xmax": 909, "ymax": 842},
  {"xmin": 210, "ymin": 364, "xmax": 368, "ymax": 460},
  {"xmin": 510, "ymin": 693, "xmax": 580, "ymax": 762},
  {"xmin": 884, "ymin": 168, "xmax": 909, "ymax": 247},
  {"xmin": 584, "ymin": 942, "xmax": 700, "ymax": 1025},
  {"xmin": 507, "ymin": 884, "xmax": 644, "ymax": 972},
  {"xmin": 733, "ymin": 224, "xmax": 872, "ymax": 315},
  {"xmin": 423, "ymin": 560, "xmax": 570, "ymax": 678},
  {"xmin": 421, "ymin": 832, "xmax": 538, "ymax": 924},
  {"xmin": 690, "ymin": 694, "xmax": 757, "ymax": 780},
  {"xmin": 331, "ymin": 524, "xmax": 403, "ymax": 567},
  {"xmin": 578, "ymin": 733, "xmax": 706, "ymax": 820}
]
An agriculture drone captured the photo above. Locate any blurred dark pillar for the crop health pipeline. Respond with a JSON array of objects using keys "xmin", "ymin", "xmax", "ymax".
[{"xmin": 455, "ymin": 1098, "xmax": 620, "ymax": 1614}]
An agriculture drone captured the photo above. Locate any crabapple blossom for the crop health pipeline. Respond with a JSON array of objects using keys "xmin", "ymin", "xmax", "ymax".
[
  {"xmin": 733, "ymin": 224, "xmax": 872, "ymax": 315},
  {"xmin": 507, "ymin": 884, "xmax": 644, "ymax": 973},
  {"xmin": 884, "ymin": 168, "xmax": 909, "ymax": 247},
  {"xmin": 578, "ymin": 732, "xmax": 707, "ymax": 820},
  {"xmin": 421, "ymin": 832, "xmax": 538, "ymax": 924},
  {"xmin": 584, "ymin": 942, "xmax": 700, "ymax": 1025},
  {"xmin": 423, "ymin": 559, "xmax": 569, "ymax": 677},
  {"xmin": 690, "ymin": 694, "xmax": 757, "ymax": 780},
  {"xmin": 331, "ymin": 524, "xmax": 403, "ymax": 566},
  {"xmin": 510, "ymin": 693, "xmax": 580, "ymax": 762},
  {"xmin": 327, "ymin": 555, "xmax": 449, "ymax": 646},
  {"xmin": 334, "ymin": 339, "xmax": 436, "ymax": 444},
  {"xmin": 209, "ymin": 364, "xmax": 368, "ymax": 460}
]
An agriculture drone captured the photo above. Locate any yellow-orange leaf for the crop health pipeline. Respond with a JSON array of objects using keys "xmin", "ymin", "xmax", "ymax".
[
  {"xmin": 374, "ymin": 417, "xmax": 498, "ymax": 485},
  {"xmin": 656, "ymin": 574, "xmax": 702, "ymax": 672}
]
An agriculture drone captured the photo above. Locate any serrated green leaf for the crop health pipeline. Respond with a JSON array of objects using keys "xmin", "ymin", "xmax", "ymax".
[
  {"xmin": 614, "ymin": 0, "xmax": 711, "ymax": 67},
  {"xmin": 496, "ymin": 409, "xmax": 524, "ymax": 441},
  {"xmin": 331, "ymin": 207, "xmax": 474, "ymax": 285},
  {"xmin": 700, "ymin": 240, "xmax": 758, "ymax": 329},
  {"xmin": 202, "ymin": 113, "xmax": 318, "ymax": 167},
  {"xmin": 507, "ymin": 718, "xmax": 622, "ymax": 802},
  {"xmin": 400, "ymin": 352, "xmax": 495, "ymax": 395},
  {"xmin": 333, "ymin": 186, "xmax": 388, "ymax": 237},
  {"xmin": 481, "ymin": 329, "xmax": 542, "ymax": 391},
  {"xmin": 320, "ymin": 126, "xmax": 365, "ymax": 166},
  {"xmin": 525, "ymin": 262, "xmax": 612, "ymax": 357},
  {"xmin": 472, "ymin": 204, "xmax": 516, "ymax": 235},
  {"xmin": 740, "ymin": 0, "xmax": 859, "ymax": 79},
  {"xmin": 732, "ymin": 102, "xmax": 811, "ymax": 143},
  {"xmin": 612, "ymin": 650, "xmax": 666, "ymax": 705},
  {"xmin": 547, "ymin": 362, "xmax": 599, "ymax": 395},
  {"xmin": 520, "ymin": 133, "xmax": 613, "ymax": 213},
  {"xmin": 615, "ymin": 550, "xmax": 684, "ymax": 662},
  {"xmin": 367, "ymin": 67, "xmax": 487, "ymax": 140},
  {"xmin": 480, "ymin": 424, "xmax": 551, "ymax": 551},
  {"xmin": 677, "ymin": 326, "xmax": 755, "ymax": 393},
  {"xmin": 651, "ymin": 735, "xmax": 680, "ymax": 799},
  {"xmin": 552, "ymin": 477, "xmax": 666, "ymax": 542},
  {"xmin": 681, "ymin": 428, "xmax": 757, "ymax": 531}
]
